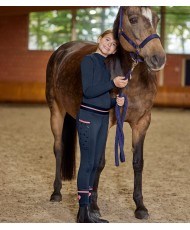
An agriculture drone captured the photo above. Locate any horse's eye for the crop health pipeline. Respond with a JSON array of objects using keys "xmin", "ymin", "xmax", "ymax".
[{"xmin": 129, "ymin": 17, "xmax": 138, "ymax": 24}]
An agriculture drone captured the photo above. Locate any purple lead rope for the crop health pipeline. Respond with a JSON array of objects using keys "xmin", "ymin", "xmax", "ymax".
[
  {"xmin": 114, "ymin": 69, "xmax": 132, "ymax": 166},
  {"xmin": 115, "ymin": 93, "xmax": 128, "ymax": 166}
]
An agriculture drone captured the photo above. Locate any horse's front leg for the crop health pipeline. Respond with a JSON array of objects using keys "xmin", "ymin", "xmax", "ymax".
[
  {"xmin": 131, "ymin": 112, "xmax": 151, "ymax": 219},
  {"xmin": 89, "ymin": 153, "xmax": 106, "ymax": 217}
]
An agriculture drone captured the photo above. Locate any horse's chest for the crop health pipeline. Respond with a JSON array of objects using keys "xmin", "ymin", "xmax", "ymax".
[{"xmin": 126, "ymin": 88, "xmax": 154, "ymax": 122}]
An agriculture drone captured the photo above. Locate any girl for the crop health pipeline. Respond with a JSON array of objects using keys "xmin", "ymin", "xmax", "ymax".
[{"xmin": 76, "ymin": 30, "xmax": 128, "ymax": 223}]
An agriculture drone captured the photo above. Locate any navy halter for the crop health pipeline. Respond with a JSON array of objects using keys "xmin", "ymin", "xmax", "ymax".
[
  {"xmin": 114, "ymin": 7, "xmax": 160, "ymax": 166},
  {"xmin": 118, "ymin": 7, "xmax": 160, "ymax": 58}
]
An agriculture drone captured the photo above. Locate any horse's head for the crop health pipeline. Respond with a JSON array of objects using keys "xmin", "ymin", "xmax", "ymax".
[{"xmin": 113, "ymin": 6, "xmax": 166, "ymax": 72}]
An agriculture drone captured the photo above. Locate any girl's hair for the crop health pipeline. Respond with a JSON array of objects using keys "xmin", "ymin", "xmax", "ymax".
[
  {"xmin": 99, "ymin": 29, "xmax": 113, "ymax": 38},
  {"xmin": 99, "ymin": 29, "xmax": 119, "ymax": 45}
]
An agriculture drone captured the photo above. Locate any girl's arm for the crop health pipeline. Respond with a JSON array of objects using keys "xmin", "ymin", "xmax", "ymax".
[{"xmin": 81, "ymin": 56, "xmax": 115, "ymax": 99}]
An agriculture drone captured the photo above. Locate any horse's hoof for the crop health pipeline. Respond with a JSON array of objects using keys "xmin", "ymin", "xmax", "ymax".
[
  {"xmin": 89, "ymin": 205, "xmax": 101, "ymax": 218},
  {"xmin": 135, "ymin": 206, "xmax": 149, "ymax": 219},
  {"xmin": 50, "ymin": 192, "xmax": 62, "ymax": 202},
  {"xmin": 90, "ymin": 209, "xmax": 101, "ymax": 218}
]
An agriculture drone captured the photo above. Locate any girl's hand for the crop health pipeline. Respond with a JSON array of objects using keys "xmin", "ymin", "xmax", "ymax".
[
  {"xmin": 116, "ymin": 95, "xmax": 125, "ymax": 107},
  {"xmin": 113, "ymin": 76, "xmax": 128, "ymax": 88}
]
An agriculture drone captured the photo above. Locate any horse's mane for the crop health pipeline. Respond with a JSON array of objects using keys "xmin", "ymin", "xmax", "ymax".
[
  {"xmin": 111, "ymin": 7, "xmax": 131, "ymax": 67},
  {"xmin": 105, "ymin": 8, "xmax": 131, "ymax": 79},
  {"xmin": 113, "ymin": 8, "xmax": 120, "ymax": 41}
]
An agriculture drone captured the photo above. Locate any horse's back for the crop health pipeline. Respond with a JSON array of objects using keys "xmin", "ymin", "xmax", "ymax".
[
  {"xmin": 47, "ymin": 40, "xmax": 96, "ymax": 66},
  {"xmin": 46, "ymin": 41, "xmax": 97, "ymax": 115}
]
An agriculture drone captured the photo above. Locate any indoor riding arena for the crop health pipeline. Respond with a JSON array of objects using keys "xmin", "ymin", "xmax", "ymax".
[{"xmin": 0, "ymin": 6, "xmax": 190, "ymax": 224}]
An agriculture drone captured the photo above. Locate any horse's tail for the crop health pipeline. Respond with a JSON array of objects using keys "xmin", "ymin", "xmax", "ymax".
[{"xmin": 61, "ymin": 112, "xmax": 77, "ymax": 181}]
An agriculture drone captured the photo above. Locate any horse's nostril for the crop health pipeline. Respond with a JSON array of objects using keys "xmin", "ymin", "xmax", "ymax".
[
  {"xmin": 151, "ymin": 55, "xmax": 165, "ymax": 67},
  {"xmin": 151, "ymin": 55, "xmax": 159, "ymax": 65}
]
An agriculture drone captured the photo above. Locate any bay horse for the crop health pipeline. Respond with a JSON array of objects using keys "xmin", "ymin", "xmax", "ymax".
[{"xmin": 46, "ymin": 6, "xmax": 166, "ymax": 220}]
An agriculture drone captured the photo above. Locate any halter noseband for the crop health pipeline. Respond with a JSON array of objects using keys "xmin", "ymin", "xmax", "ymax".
[{"xmin": 118, "ymin": 7, "xmax": 160, "ymax": 61}]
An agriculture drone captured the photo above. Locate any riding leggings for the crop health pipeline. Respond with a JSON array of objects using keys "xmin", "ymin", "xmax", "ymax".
[{"xmin": 76, "ymin": 107, "xmax": 109, "ymax": 193}]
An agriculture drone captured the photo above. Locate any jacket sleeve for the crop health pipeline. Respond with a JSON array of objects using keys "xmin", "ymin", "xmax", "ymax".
[{"xmin": 81, "ymin": 56, "xmax": 115, "ymax": 99}]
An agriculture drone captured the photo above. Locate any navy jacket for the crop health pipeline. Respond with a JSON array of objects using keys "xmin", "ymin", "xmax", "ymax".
[{"xmin": 80, "ymin": 53, "xmax": 116, "ymax": 109}]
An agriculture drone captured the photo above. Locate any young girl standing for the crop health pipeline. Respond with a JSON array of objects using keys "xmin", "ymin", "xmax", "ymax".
[{"xmin": 76, "ymin": 30, "xmax": 128, "ymax": 223}]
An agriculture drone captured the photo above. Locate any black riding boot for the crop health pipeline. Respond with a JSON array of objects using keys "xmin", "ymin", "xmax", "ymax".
[
  {"xmin": 88, "ymin": 205, "xmax": 109, "ymax": 223},
  {"xmin": 77, "ymin": 206, "xmax": 95, "ymax": 223}
]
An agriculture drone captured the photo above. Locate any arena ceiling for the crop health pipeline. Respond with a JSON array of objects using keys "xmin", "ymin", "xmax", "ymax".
[{"xmin": 0, "ymin": 6, "xmax": 107, "ymax": 16}]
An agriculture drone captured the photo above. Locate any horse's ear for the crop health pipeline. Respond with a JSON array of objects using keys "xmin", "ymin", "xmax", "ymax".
[
  {"xmin": 113, "ymin": 9, "xmax": 120, "ymax": 40},
  {"xmin": 152, "ymin": 11, "xmax": 160, "ymax": 29}
]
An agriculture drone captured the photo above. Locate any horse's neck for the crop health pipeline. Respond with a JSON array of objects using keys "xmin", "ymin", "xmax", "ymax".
[
  {"xmin": 107, "ymin": 51, "xmax": 132, "ymax": 80},
  {"xmin": 109, "ymin": 58, "xmax": 124, "ymax": 80},
  {"xmin": 107, "ymin": 49, "xmax": 157, "ymax": 89},
  {"xmin": 119, "ymin": 51, "xmax": 157, "ymax": 97},
  {"xmin": 120, "ymin": 51, "xmax": 133, "ymax": 76}
]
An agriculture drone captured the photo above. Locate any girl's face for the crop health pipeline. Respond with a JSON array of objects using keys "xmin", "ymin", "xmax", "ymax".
[{"xmin": 97, "ymin": 33, "xmax": 117, "ymax": 57}]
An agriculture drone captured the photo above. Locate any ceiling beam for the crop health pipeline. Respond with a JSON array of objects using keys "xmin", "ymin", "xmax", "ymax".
[{"xmin": 0, "ymin": 6, "xmax": 108, "ymax": 16}]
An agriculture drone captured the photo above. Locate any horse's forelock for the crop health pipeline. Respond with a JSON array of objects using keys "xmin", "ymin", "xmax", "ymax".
[{"xmin": 141, "ymin": 7, "xmax": 153, "ymax": 27}]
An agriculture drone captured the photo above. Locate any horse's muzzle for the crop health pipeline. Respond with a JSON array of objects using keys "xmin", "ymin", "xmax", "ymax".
[{"xmin": 145, "ymin": 54, "xmax": 166, "ymax": 72}]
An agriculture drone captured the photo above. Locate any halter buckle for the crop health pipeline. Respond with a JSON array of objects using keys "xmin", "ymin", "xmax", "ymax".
[
  {"xmin": 131, "ymin": 59, "xmax": 138, "ymax": 70},
  {"xmin": 129, "ymin": 60, "xmax": 139, "ymax": 80},
  {"xmin": 136, "ymin": 46, "xmax": 141, "ymax": 55}
]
